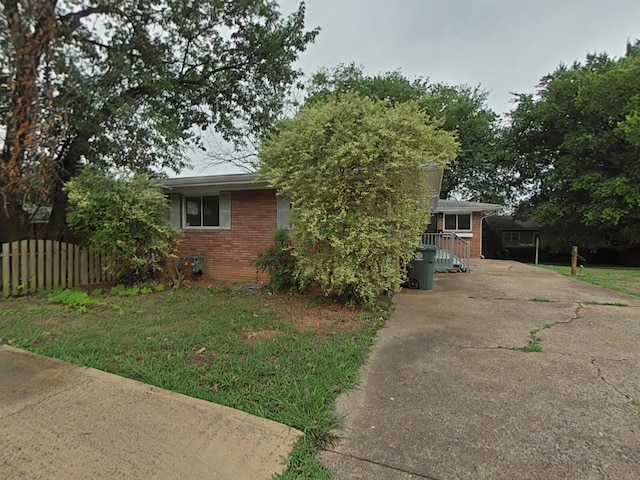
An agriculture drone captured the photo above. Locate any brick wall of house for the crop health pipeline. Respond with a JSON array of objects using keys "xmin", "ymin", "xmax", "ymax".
[
  {"xmin": 435, "ymin": 212, "xmax": 484, "ymax": 259},
  {"xmin": 177, "ymin": 189, "xmax": 277, "ymax": 281},
  {"xmin": 471, "ymin": 212, "xmax": 482, "ymax": 258}
]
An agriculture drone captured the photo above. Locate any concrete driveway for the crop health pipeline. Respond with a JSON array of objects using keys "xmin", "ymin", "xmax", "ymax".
[{"xmin": 322, "ymin": 260, "xmax": 640, "ymax": 479}]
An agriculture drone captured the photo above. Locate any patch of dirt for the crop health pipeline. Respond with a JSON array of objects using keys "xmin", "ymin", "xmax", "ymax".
[
  {"xmin": 258, "ymin": 290, "xmax": 367, "ymax": 333},
  {"xmin": 191, "ymin": 350, "xmax": 218, "ymax": 365},
  {"xmin": 179, "ymin": 280, "xmax": 383, "ymax": 334},
  {"xmin": 241, "ymin": 328, "xmax": 283, "ymax": 343}
]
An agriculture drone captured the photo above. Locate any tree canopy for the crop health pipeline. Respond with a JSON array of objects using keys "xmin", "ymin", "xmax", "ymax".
[
  {"xmin": 259, "ymin": 93, "xmax": 458, "ymax": 304},
  {"xmin": 0, "ymin": 0, "xmax": 317, "ymax": 240},
  {"xmin": 508, "ymin": 41, "xmax": 640, "ymax": 248},
  {"xmin": 305, "ymin": 64, "xmax": 506, "ymax": 202}
]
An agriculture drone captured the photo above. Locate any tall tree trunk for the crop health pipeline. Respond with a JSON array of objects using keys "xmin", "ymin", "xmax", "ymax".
[{"xmin": 45, "ymin": 136, "xmax": 82, "ymax": 240}]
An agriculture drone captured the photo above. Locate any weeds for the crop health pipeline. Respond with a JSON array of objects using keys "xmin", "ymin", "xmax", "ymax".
[
  {"xmin": 47, "ymin": 288, "xmax": 102, "ymax": 313},
  {"xmin": 530, "ymin": 297, "xmax": 552, "ymax": 303},
  {"xmin": 512, "ymin": 329, "xmax": 543, "ymax": 352}
]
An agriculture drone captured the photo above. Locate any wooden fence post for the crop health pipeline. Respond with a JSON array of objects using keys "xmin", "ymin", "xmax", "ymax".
[
  {"xmin": 571, "ymin": 246, "xmax": 578, "ymax": 276},
  {"xmin": 2, "ymin": 243, "xmax": 10, "ymax": 298}
]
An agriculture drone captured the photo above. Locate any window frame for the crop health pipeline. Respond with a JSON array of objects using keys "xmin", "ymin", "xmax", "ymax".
[
  {"xmin": 502, "ymin": 231, "xmax": 521, "ymax": 242},
  {"xmin": 443, "ymin": 213, "xmax": 472, "ymax": 232},
  {"xmin": 184, "ymin": 195, "xmax": 220, "ymax": 229}
]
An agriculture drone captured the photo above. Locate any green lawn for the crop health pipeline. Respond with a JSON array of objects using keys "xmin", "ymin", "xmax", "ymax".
[
  {"xmin": 0, "ymin": 286, "xmax": 384, "ymax": 479},
  {"xmin": 537, "ymin": 265, "xmax": 640, "ymax": 297}
]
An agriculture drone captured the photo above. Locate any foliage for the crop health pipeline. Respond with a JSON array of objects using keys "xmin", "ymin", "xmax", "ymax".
[
  {"xmin": 507, "ymin": 41, "xmax": 640, "ymax": 248},
  {"xmin": 260, "ymin": 93, "xmax": 458, "ymax": 304},
  {"xmin": 65, "ymin": 168, "xmax": 180, "ymax": 284},
  {"xmin": 253, "ymin": 230, "xmax": 300, "ymax": 292},
  {"xmin": 0, "ymin": 0, "xmax": 318, "ymax": 240},
  {"xmin": 306, "ymin": 64, "xmax": 508, "ymax": 202},
  {"xmin": 47, "ymin": 288, "xmax": 100, "ymax": 313},
  {"xmin": 0, "ymin": 288, "xmax": 384, "ymax": 478}
]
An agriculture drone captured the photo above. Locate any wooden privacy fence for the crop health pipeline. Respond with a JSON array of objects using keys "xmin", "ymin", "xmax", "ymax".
[{"xmin": 1, "ymin": 240, "xmax": 113, "ymax": 297}]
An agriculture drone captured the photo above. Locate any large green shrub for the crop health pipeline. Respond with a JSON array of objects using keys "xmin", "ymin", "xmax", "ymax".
[
  {"xmin": 259, "ymin": 93, "xmax": 458, "ymax": 304},
  {"xmin": 65, "ymin": 168, "xmax": 181, "ymax": 284}
]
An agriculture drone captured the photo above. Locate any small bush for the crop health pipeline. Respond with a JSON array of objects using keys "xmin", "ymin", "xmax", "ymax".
[
  {"xmin": 47, "ymin": 288, "xmax": 97, "ymax": 313},
  {"xmin": 109, "ymin": 284, "xmax": 126, "ymax": 296},
  {"xmin": 254, "ymin": 230, "xmax": 300, "ymax": 292}
]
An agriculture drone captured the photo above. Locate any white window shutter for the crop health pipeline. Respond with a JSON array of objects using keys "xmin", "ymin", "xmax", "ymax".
[
  {"xmin": 169, "ymin": 194, "xmax": 182, "ymax": 228},
  {"xmin": 219, "ymin": 191, "xmax": 231, "ymax": 229},
  {"xmin": 277, "ymin": 195, "xmax": 290, "ymax": 230}
]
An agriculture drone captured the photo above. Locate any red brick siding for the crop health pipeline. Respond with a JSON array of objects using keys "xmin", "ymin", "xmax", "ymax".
[
  {"xmin": 436, "ymin": 212, "xmax": 484, "ymax": 259},
  {"xmin": 177, "ymin": 189, "xmax": 277, "ymax": 281},
  {"xmin": 471, "ymin": 212, "xmax": 482, "ymax": 258}
]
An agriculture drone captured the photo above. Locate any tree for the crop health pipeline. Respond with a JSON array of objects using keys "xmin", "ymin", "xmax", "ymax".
[
  {"xmin": 259, "ymin": 93, "xmax": 459, "ymax": 304},
  {"xmin": 1, "ymin": 0, "xmax": 318, "ymax": 241},
  {"xmin": 65, "ymin": 168, "xmax": 180, "ymax": 284},
  {"xmin": 305, "ymin": 64, "xmax": 508, "ymax": 202},
  {"xmin": 507, "ymin": 41, "xmax": 640, "ymax": 249}
]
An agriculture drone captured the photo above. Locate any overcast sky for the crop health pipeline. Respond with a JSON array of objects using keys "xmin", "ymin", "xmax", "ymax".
[
  {"xmin": 283, "ymin": 0, "xmax": 640, "ymax": 116},
  {"xmin": 183, "ymin": 0, "xmax": 640, "ymax": 175}
]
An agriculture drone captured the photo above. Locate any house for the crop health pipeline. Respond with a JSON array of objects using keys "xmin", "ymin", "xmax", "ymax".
[
  {"xmin": 164, "ymin": 171, "xmax": 501, "ymax": 280},
  {"xmin": 427, "ymin": 200, "xmax": 503, "ymax": 260},
  {"xmin": 164, "ymin": 168, "xmax": 447, "ymax": 281},
  {"xmin": 164, "ymin": 173, "xmax": 283, "ymax": 281},
  {"xmin": 484, "ymin": 215, "xmax": 541, "ymax": 245}
]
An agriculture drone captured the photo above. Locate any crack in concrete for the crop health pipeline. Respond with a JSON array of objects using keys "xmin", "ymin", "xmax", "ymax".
[
  {"xmin": 324, "ymin": 449, "xmax": 440, "ymax": 479},
  {"xmin": 591, "ymin": 357, "xmax": 635, "ymax": 403},
  {"xmin": 440, "ymin": 344, "xmax": 635, "ymax": 364},
  {"xmin": 546, "ymin": 302, "xmax": 583, "ymax": 328},
  {"xmin": 442, "ymin": 344, "xmax": 513, "ymax": 352}
]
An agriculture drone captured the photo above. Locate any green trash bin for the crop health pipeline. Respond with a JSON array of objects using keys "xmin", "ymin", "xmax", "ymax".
[{"xmin": 408, "ymin": 245, "xmax": 436, "ymax": 290}]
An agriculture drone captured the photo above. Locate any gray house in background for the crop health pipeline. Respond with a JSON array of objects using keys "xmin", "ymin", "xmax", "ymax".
[{"xmin": 484, "ymin": 215, "xmax": 541, "ymax": 245}]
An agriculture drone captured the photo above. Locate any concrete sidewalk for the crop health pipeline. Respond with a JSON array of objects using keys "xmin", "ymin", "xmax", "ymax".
[
  {"xmin": 0, "ymin": 346, "xmax": 301, "ymax": 479},
  {"xmin": 321, "ymin": 261, "xmax": 640, "ymax": 479}
]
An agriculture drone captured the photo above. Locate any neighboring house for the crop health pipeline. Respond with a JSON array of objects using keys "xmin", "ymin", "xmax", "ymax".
[
  {"xmin": 164, "ymin": 168, "xmax": 445, "ymax": 281},
  {"xmin": 427, "ymin": 200, "xmax": 502, "ymax": 259},
  {"xmin": 0, "ymin": 205, "xmax": 52, "ymax": 242},
  {"xmin": 484, "ymin": 215, "xmax": 541, "ymax": 245}
]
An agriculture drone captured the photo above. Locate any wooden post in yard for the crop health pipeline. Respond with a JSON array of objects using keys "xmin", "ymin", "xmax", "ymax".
[{"xmin": 571, "ymin": 246, "xmax": 578, "ymax": 276}]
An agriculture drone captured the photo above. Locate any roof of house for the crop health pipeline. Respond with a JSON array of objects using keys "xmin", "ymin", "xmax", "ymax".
[
  {"xmin": 164, "ymin": 172, "xmax": 264, "ymax": 188},
  {"xmin": 434, "ymin": 200, "xmax": 502, "ymax": 213},
  {"xmin": 23, "ymin": 204, "xmax": 52, "ymax": 224},
  {"xmin": 164, "ymin": 165, "xmax": 446, "ymax": 197},
  {"xmin": 485, "ymin": 215, "xmax": 540, "ymax": 231}
]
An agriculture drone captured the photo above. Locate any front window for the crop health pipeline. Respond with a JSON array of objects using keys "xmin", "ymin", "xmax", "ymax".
[
  {"xmin": 503, "ymin": 231, "xmax": 520, "ymax": 242},
  {"xmin": 185, "ymin": 196, "xmax": 219, "ymax": 227},
  {"xmin": 444, "ymin": 213, "xmax": 471, "ymax": 231}
]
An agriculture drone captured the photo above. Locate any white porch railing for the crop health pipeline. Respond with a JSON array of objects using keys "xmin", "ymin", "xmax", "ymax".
[{"xmin": 420, "ymin": 232, "xmax": 471, "ymax": 273}]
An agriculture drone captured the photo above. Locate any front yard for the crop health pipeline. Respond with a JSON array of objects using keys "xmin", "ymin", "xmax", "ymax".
[{"xmin": 0, "ymin": 284, "xmax": 385, "ymax": 479}]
